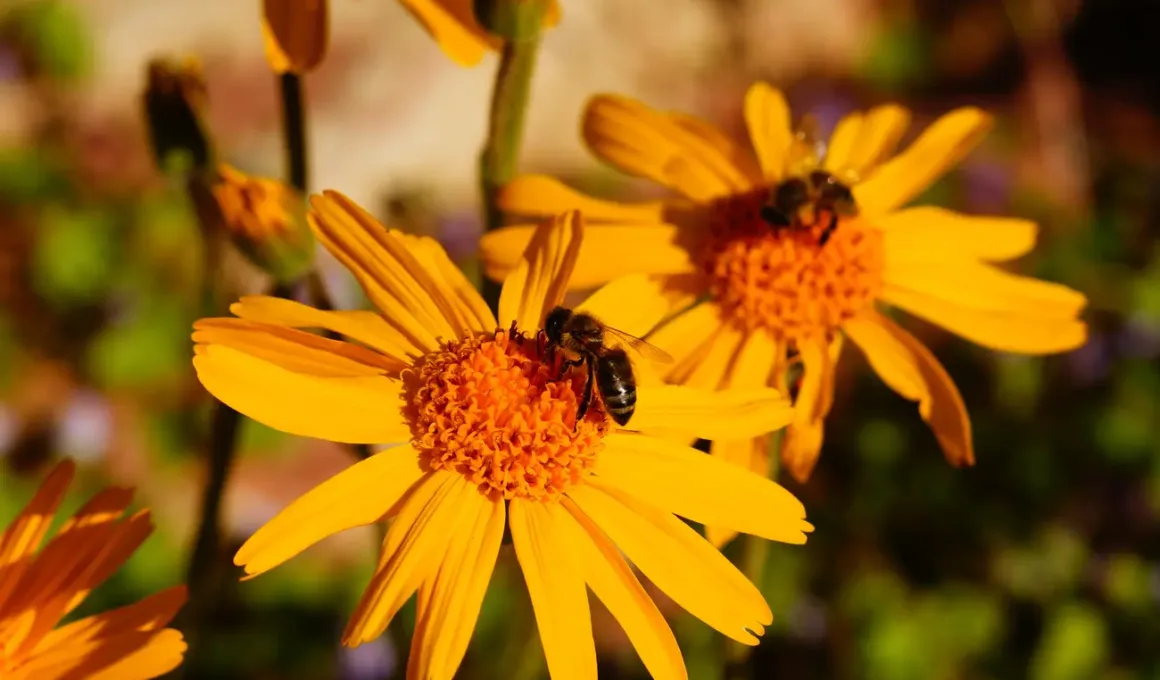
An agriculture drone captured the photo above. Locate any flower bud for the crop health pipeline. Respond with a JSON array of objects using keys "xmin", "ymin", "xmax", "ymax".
[
  {"xmin": 211, "ymin": 165, "xmax": 315, "ymax": 283},
  {"xmin": 262, "ymin": 0, "xmax": 328, "ymax": 74},
  {"xmin": 142, "ymin": 57, "xmax": 211, "ymax": 173}
]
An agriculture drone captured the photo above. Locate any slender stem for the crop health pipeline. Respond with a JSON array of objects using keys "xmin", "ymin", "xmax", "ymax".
[
  {"xmin": 479, "ymin": 35, "xmax": 542, "ymax": 312},
  {"xmin": 279, "ymin": 73, "xmax": 308, "ymax": 193}
]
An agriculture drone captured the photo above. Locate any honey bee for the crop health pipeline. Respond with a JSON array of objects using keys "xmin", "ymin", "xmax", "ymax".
[
  {"xmin": 760, "ymin": 169, "xmax": 858, "ymax": 247},
  {"xmin": 543, "ymin": 306, "xmax": 673, "ymax": 427},
  {"xmin": 759, "ymin": 116, "xmax": 858, "ymax": 247}
]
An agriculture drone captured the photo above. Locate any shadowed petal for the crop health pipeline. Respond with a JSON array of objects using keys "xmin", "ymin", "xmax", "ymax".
[
  {"xmin": 509, "ymin": 499, "xmax": 597, "ymax": 680},
  {"xmin": 235, "ymin": 446, "xmax": 426, "ymax": 578},
  {"xmin": 498, "ymin": 211, "xmax": 583, "ymax": 331},
  {"xmin": 782, "ymin": 335, "xmax": 842, "ymax": 483}
]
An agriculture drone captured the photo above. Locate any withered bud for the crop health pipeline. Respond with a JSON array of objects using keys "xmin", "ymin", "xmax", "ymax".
[
  {"xmin": 142, "ymin": 57, "xmax": 211, "ymax": 173},
  {"xmin": 211, "ymin": 165, "xmax": 315, "ymax": 284}
]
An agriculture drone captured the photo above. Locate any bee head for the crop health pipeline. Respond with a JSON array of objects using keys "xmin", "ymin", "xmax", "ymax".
[{"xmin": 544, "ymin": 306, "xmax": 572, "ymax": 344}]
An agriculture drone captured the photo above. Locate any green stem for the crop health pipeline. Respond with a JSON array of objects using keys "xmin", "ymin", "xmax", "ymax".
[
  {"xmin": 479, "ymin": 35, "xmax": 542, "ymax": 312},
  {"xmin": 279, "ymin": 73, "xmax": 309, "ymax": 193}
]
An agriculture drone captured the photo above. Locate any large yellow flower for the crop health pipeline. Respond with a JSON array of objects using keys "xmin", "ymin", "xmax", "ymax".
[
  {"xmin": 0, "ymin": 460, "xmax": 188, "ymax": 680},
  {"xmin": 192, "ymin": 195, "xmax": 812, "ymax": 679},
  {"xmin": 480, "ymin": 82, "xmax": 1088, "ymax": 493}
]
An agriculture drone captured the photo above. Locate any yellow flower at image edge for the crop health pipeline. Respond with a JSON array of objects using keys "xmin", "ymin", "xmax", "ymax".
[
  {"xmin": 399, "ymin": 0, "xmax": 562, "ymax": 66},
  {"xmin": 192, "ymin": 194, "xmax": 813, "ymax": 679},
  {"xmin": 481, "ymin": 82, "xmax": 1088, "ymax": 499},
  {"xmin": 0, "ymin": 460, "xmax": 188, "ymax": 680}
]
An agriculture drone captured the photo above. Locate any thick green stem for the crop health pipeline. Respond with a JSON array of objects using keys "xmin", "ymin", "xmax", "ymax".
[
  {"xmin": 279, "ymin": 73, "xmax": 309, "ymax": 193},
  {"xmin": 479, "ymin": 35, "xmax": 541, "ymax": 312}
]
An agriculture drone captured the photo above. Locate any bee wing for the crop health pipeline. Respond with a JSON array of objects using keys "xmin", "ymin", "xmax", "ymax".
[{"xmin": 602, "ymin": 326, "xmax": 674, "ymax": 365}]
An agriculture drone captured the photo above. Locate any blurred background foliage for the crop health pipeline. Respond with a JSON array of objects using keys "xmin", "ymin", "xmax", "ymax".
[{"xmin": 1, "ymin": 0, "xmax": 1158, "ymax": 678}]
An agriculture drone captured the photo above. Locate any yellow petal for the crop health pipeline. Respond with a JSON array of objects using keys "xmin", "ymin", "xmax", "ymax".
[
  {"xmin": 880, "ymin": 207, "xmax": 1037, "ymax": 263},
  {"xmin": 704, "ymin": 437, "xmax": 771, "ymax": 548},
  {"xmin": 744, "ymin": 82, "xmax": 793, "ymax": 182},
  {"xmin": 682, "ymin": 322, "xmax": 746, "ymax": 390},
  {"xmin": 597, "ymin": 433, "xmax": 811, "ymax": 544},
  {"xmin": 343, "ymin": 471, "xmax": 474, "ymax": 646},
  {"xmin": 628, "ymin": 386, "xmax": 792, "ymax": 440},
  {"xmin": 824, "ymin": 105, "xmax": 911, "ymax": 181},
  {"xmin": 845, "ymin": 310, "xmax": 973, "ymax": 466},
  {"xmin": 229, "ymin": 295, "xmax": 424, "ymax": 361},
  {"xmin": 309, "ymin": 191, "xmax": 465, "ymax": 349},
  {"xmin": 193, "ymin": 345, "xmax": 410, "ymax": 444},
  {"xmin": 406, "ymin": 487, "xmax": 504, "ymax": 680},
  {"xmin": 193, "ymin": 318, "xmax": 401, "ymax": 376},
  {"xmin": 646, "ymin": 303, "xmax": 724, "ymax": 383},
  {"xmin": 235, "ymin": 446, "xmax": 425, "ymax": 577},
  {"xmin": 398, "ymin": 0, "xmax": 494, "ymax": 67},
  {"xmin": 481, "ymin": 222, "xmax": 697, "ymax": 289},
  {"xmin": 262, "ymin": 0, "xmax": 327, "ymax": 74},
  {"xmin": 568, "ymin": 483, "xmax": 771, "ymax": 645},
  {"xmin": 404, "ymin": 233, "xmax": 497, "ymax": 333},
  {"xmin": 576, "ymin": 274, "xmax": 695, "ymax": 340},
  {"xmin": 498, "ymin": 211, "xmax": 583, "ymax": 331},
  {"xmin": 509, "ymin": 499, "xmax": 597, "ymax": 680},
  {"xmin": 39, "ymin": 586, "xmax": 188, "ymax": 650},
  {"xmin": 16, "ymin": 628, "xmax": 187, "ymax": 680},
  {"xmin": 669, "ymin": 112, "xmax": 764, "ymax": 183},
  {"xmin": 782, "ymin": 336, "xmax": 841, "ymax": 483},
  {"xmin": 0, "ymin": 458, "xmax": 74, "ymax": 577},
  {"xmin": 498, "ymin": 175, "xmax": 667, "ymax": 223},
  {"xmin": 854, "ymin": 107, "xmax": 993, "ymax": 216},
  {"xmin": 583, "ymin": 94, "xmax": 755, "ymax": 201},
  {"xmin": 881, "ymin": 263, "xmax": 1088, "ymax": 354},
  {"xmin": 558, "ymin": 499, "xmax": 687, "ymax": 680}
]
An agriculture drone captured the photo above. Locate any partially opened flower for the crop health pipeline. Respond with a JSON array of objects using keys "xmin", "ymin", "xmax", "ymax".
[
  {"xmin": 481, "ymin": 82, "xmax": 1088, "ymax": 502},
  {"xmin": 401, "ymin": 0, "xmax": 561, "ymax": 67},
  {"xmin": 192, "ymin": 194, "xmax": 812, "ymax": 679},
  {"xmin": 0, "ymin": 460, "xmax": 188, "ymax": 680},
  {"xmin": 211, "ymin": 164, "xmax": 315, "ymax": 283}
]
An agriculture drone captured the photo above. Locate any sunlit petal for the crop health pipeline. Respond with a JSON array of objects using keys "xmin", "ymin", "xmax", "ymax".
[{"xmin": 498, "ymin": 211, "xmax": 583, "ymax": 331}]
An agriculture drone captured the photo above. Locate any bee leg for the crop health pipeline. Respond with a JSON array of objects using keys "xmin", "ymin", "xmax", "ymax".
[
  {"xmin": 574, "ymin": 359, "xmax": 595, "ymax": 431},
  {"xmin": 556, "ymin": 357, "xmax": 582, "ymax": 381},
  {"xmin": 818, "ymin": 212, "xmax": 838, "ymax": 247}
]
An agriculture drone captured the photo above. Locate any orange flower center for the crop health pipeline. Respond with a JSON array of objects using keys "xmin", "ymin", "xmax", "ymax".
[
  {"xmin": 699, "ymin": 187, "xmax": 885, "ymax": 344},
  {"xmin": 402, "ymin": 326, "xmax": 607, "ymax": 502}
]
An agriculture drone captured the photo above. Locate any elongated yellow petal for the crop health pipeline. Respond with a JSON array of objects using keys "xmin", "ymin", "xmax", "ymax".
[
  {"xmin": 824, "ymin": 105, "xmax": 910, "ymax": 181},
  {"xmin": 669, "ymin": 112, "xmax": 764, "ymax": 183},
  {"xmin": 854, "ymin": 107, "xmax": 993, "ymax": 215},
  {"xmin": 744, "ymin": 82, "xmax": 793, "ymax": 182},
  {"xmin": 482, "ymin": 222, "xmax": 696, "ymax": 289},
  {"xmin": 39, "ymin": 586, "xmax": 187, "ymax": 650},
  {"xmin": 509, "ymin": 499, "xmax": 597, "ymax": 680},
  {"xmin": 558, "ymin": 499, "xmax": 687, "ymax": 680},
  {"xmin": 262, "ymin": 0, "xmax": 327, "ymax": 74},
  {"xmin": 597, "ymin": 433, "xmax": 811, "ymax": 544},
  {"xmin": 583, "ymin": 95, "xmax": 755, "ymax": 201},
  {"xmin": 309, "ymin": 191, "xmax": 464, "ymax": 349},
  {"xmin": 885, "ymin": 288, "xmax": 1087, "ymax": 354},
  {"xmin": 704, "ymin": 437, "xmax": 770, "ymax": 548},
  {"xmin": 404, "ymin": 234, "xmax": 497, "ymax": 333},
  {"xmin": 884, "ymin": 261, "xmax": 1086, "ymax": 318},
  {"xmin": 646, "ymin": 303, "xmax": 724, "ymax": 383},
  {"xmin": 576, "ymin": 274, "xmax": 694, "ymax": 340},
  {"xmin": 498, "ymin": 211, "xmax": 583, "ymax": 331},
  {"xmin": 0, "ymin": 458, "xmax": 73, "ymax": 573},
  {"xmin": 704, "ymin": 328, "xmax": 781, "ymax": 547},
  {"xmin": 235, "ymin": 446, "xmax": 425, "ymax": 577},
  {"xmin": 398, "ymin": 0, "xmax": 494, "ymax": 67},
  {"xmin": 879, "ymin": 207, "xmax": 1037, "ymax": 263},
  {"xmin": 782, "ymin": 336, "xmax": 841, "ymax": 483},
  {"xmin": 628, "ymin": 386, "xmax": 792, "ymax": 440},
  {"xmin": 407, "ymin": 488, "xmax": 504, "ymax": 680},
  {"xmin": 343, "ymin": 472, "xmax": 472, "ymax": 646},
  {"xmin": 568, "ymin": 483, "xmax": 771, "ymax": 645},
  {"xmin": 683, "ymin": 323, "xmax": 746, "ymax": 390},
  {"xmin": 193, "ymin": 318, "xmax": 400, "ymax": 376},
  {"xmin": 229, "ymin": 295, "xmax": 424, "ymax": 361},
  {"xmin": 845, "ymin": 310, "xmax": 973, "ymax": 466},
  {"xmin": 193, "ymin": 345, "xmax": 410, "ymax": 444},
  {"xmin": 16, "ymin": 627, "xmax": 187, "ymax": 680},
  {"xmin": 498, "ymin": 175, "xmax": 667, "ymax": 223}
]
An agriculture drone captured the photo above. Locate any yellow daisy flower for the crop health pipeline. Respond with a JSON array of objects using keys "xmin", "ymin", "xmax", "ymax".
[
  {"xmin": 400, "ymin": 0, "xmax": 561, "ymax": 67},
  {"xmin": 480, "ymin": 82, "xmax": 1088, "ymax": 493},
  {"xmin": 191, "ymin": 194, "xmax": 813, "ymax": 679},
  {"xmin": 0, "ymin": 460, "xmax": 188, "ymax": 680}
]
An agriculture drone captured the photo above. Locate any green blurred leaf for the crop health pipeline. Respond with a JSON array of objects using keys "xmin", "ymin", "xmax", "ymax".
[
  {"xmin": 0, "ymin": 147, "xmax": 68, "ymax": 201},
  {"xmin": 7, "ymin": 0, "xmax": 92, "ymax": 80},
  {"xmin": 31, "ymin": 205, "xmax": 120, "ymax": 306},
  {"xmin": 1030, "ymin": 602, "xmax": 1109, "ymax": 680},
  {"xmin": 86, "ymin": 295, "xmax": 191, "ymax": 390}
]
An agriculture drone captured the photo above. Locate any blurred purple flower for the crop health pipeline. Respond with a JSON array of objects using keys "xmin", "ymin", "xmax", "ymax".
[
  {"xmin": 55, "ymin": 388, "xmax": 111, "ymax": 463},
  {"xmin": 338, "ymin": 634, "xmax": 396, "ymax": 680}
]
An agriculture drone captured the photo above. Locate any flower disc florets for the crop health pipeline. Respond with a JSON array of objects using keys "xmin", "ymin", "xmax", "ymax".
[
  {"xmin": 402, "ymin": 326, "xmax": 607, "ymax": 502},
  {"xmin": 700, "ymin": 187, "xmax": 885, "ymax": 343}
]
